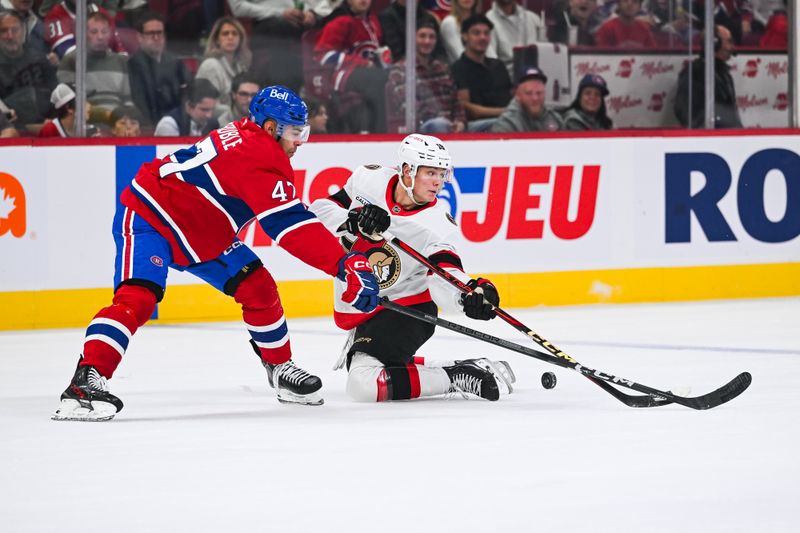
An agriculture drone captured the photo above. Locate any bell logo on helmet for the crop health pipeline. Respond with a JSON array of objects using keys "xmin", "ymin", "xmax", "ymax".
[
  {"xmin": 269, "ymin": 88, "xmax": 290, "ymax": 101},
  {"xmin": 250, "ymin": 85, "xmax": 308, "ymax": 129}
]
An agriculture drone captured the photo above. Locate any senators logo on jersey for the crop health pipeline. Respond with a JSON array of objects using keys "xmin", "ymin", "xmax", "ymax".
[{"xmin": 361, "ymin": 241, "xmax": 401, "ymax": 289}]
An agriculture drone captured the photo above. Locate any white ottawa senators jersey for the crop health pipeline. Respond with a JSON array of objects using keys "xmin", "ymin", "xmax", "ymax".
[{"xmin": 310, "ymin": 164, "xmax": 470, "ymax": 329}]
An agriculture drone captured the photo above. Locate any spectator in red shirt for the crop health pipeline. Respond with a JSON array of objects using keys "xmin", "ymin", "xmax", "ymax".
[
  {"xmin": 595, "ymin": 0, "xmax": 657, "ymax": 48},
  {"xmin": 758, "ymin": 7, "xmax": 786, "ymax": 49},
  {"xmin": 314, "ymin": 0, "xmax": 390, "ymax": 133}
]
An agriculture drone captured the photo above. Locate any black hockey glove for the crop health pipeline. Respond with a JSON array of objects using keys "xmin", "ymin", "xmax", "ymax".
[
  {"xmin": 346, "ymin": 205, "xmax": 390, "ymax": 241},
  {"xmin": 461, "ymin": 278, "xmax": 499, "ymax": 320}
]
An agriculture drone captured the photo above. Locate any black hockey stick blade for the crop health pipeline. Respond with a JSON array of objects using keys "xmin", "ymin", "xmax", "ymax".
[
  {"xmin": 380, "ymin": 298, "xmax": 751, "ymax": 410},
  {"xmin": 388, "ymin": 237, "xmax": 673, "ymax": 408},
  {"xmin": 666, "ymin": 371, "xmax": 752, "ymax": 410}
]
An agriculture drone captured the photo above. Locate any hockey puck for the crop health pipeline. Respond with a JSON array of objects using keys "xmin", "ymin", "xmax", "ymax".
[{"xmin": 541, "ymin": 372, "xmax": 557, "ymax": 389}]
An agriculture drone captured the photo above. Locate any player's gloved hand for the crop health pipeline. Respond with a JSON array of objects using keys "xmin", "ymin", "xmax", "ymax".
[
  {"xmin": 337, "ymin": 252, "xmax": 380, "ymax": 312},
  {"xmin": 460, "ymin": 278, "xmax": 499, "ymax": 320},
  {"xmin": 346, "ymin": 205, "xmax": 390, "ymax": 241}
]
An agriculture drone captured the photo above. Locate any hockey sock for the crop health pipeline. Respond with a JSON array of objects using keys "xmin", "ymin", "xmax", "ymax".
[
  {"xmin": 82, "ymin": 284, "xmax": 156, "ymax": 379},
  {"xmin": 376, "ymin": 364, "xmax": 451, "ymax": 401},
  {"xmin": 234, "ymin": 268, "xmax": 292, "ymax": 366}
]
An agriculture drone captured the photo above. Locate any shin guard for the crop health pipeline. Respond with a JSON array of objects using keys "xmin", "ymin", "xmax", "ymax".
[
  {"xmin": 234, "ymin": 267, "xmax": 292, "ymax": 365},
  {"xmin": 82, "ymin": 284, "xmax": 156, "ymax": 378}
]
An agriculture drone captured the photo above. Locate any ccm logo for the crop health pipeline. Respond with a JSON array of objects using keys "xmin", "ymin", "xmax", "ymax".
[{"xmin": 351, "ymin": 260, "xmax": 369, "ymax": 269}]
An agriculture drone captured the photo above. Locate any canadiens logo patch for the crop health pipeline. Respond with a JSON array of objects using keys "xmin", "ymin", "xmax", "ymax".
[
  {"xmin": 363, "ymin": 242, "xmax": 401, "ymax": 289},
  {"xmin": 150, "ymin": 255, "xmax": 164, "ymax": 267}
]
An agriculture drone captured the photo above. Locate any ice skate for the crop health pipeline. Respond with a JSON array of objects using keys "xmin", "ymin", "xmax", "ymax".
[
  {"xmin": 460, "ymin": 358, "xmax": 516, "ymax": 394},
  {"xmin": 444, "ymin": 360, "xmax": 500, "ymax": 401},
  {"xmin": 264, "ymin": 360, "xmax": 324, "ymax": 406},
  {"xmin": 52, "ymin": 362, "xmax": 124, "ymax": 421}
]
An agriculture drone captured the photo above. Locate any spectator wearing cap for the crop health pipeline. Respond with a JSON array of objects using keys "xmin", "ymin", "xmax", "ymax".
[
  {"xmin": 451, "ymin": 14, "xmax": 512, "ymax": 132},
  {"xmin": 57, "ymin": 11, "xmax": 132, "ymax": 121},
  {"xmin": 491, "ymin": 67, "xmax": 564, "ymax": 133},
  {"xmin": 217, "ymin": 71, "xmax": 260, "ymax": 126},
  {"xmin": 38, "ymin": 82, "xmax": 92, "ymax": 137},
  {"xmin": 109, "ymin": 104, "xmax": 142, "ymax": 136},
  {"xmin": 386, "ymin": 20, "xmax": 466, "ymax": 134},
  {"xmin": 154, "ymin": 78, "xmax": 220, "ymax": 136},
  {"xmin": 486, "ymin": 0, "xmax": 544, "ymax": 77},
  {"xmin": 0, "ymin": 10, "xmax": 56, "ymax": 133},
  {"xmin": 595, "ymin": 0, "xmax": 657, "ymax": 48},
  {"xmin": 561, "ymin": 73, "xmax": 613, "ymax": 130},
  {"xmin": 128, "ymin": 11, "xmax": 192, "ymax": 127},
  {"xmin": 0, "ymin": 0, "xmax": 47, "ymax": 55}
]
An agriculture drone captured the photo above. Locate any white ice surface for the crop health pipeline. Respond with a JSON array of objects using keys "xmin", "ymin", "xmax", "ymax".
[{"xmin": 1, "ymin": 298, "xmax": 798, "ymax": 532}]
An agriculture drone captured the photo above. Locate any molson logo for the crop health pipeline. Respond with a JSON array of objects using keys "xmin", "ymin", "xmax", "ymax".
[
  {"xmin": 616, "ymin": 58, "xmax": 635, "ymax": 78},
  {"xmin": 648, "ymin": 92, "xmax": 667, "ymax": 112},
  {"xmin": 607, "ymin": 95, "xmax": 643, "ymax": 113},
  {"xmin": 0, "ymin": 172, "xmax": 26, "ymax": 238},
  {"xmin": 639, "ymin": 60, "xmax": 674, "ymax": 79},
  {"xmin": 573, "ymin": 61, "xmax": 611, "ymax": 76},
  {"xmin": 767, "ymin": 61, "xmax": 788, "ymax": 79},
  {"xmin": 743, "ymin": 59, "xmax": 760, "ymax": 78}
]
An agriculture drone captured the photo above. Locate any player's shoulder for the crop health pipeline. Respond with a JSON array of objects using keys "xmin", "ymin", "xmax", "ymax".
[
  {"xmin": 351, "ymin": 163, "xmax": 395, "ymax": 181},
  {"xmin": 349, "ymin": 164, "xmax": 395, "ymax": 190}
]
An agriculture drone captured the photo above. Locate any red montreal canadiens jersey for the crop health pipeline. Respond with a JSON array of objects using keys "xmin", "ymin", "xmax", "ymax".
[
  {"xmin": 44, "ymin": 2, "xmax": 125, "ymax": 58},
  {"xmin": 314, "ymin": 13, "xmax": 383, "ymax": 91},
  {"xmin": 120, "ymin": 118, "xmax": 344, "ymax": 275}
]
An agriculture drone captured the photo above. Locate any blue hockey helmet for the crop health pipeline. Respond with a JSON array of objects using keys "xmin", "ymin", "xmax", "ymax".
[{"xmin": 249, "ymin": 85, "xmax": 310, "ymax": 141}]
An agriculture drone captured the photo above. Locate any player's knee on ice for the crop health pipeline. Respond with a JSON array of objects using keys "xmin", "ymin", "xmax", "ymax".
[{"xmin": 346, "ymin": 352, "xmax": 451, "ymax": 402}]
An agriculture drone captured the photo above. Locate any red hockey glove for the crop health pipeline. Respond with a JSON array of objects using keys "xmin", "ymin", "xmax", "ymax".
[
  {"xmin": 337, "ymin": 252, "xmax": 380, "ymax": 312},
  {"xmin": 460, "ymin": 278, "xmax": 499, "ymax": 320},
  {"xmin": 346, "ymin": 205, "xmax": 390, "ymax": 241}
]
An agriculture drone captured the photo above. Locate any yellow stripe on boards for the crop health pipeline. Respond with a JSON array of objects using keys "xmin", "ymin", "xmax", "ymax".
[{"xmin": 1, "ymin": 263, "xmax": 798, "ymax": 330}]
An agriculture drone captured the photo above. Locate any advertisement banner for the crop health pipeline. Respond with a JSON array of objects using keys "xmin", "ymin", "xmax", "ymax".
[
  {"xmin": 570, "ymin": 53, "xmax": 789, "ymax": 128},
  {"xmin": 1, "ymin": 134, "xmax": 798, "ymax": 320}
]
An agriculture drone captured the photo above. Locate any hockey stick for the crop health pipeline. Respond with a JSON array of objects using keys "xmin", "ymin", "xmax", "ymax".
[
  {"xmin": 389, "ymin": 236, "xmax": 753, "ymax": 408},
  {"xmin": 380, "ymin": 297, "xmax": 752, "ymax": 410},
  {"xmin": 388, "ymin": 236, "xmax": 672, "ymax": 407}
]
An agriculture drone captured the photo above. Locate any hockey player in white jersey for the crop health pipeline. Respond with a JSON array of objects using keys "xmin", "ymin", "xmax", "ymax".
[{"xmin": 310, "ymin": 134, "xmax": 515, "ymax": 402}]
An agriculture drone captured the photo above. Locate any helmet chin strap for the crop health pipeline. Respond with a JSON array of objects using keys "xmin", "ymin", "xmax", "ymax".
[{"xmin": 400, "ymin": 164, "xmax": 426, "ymax": 206}]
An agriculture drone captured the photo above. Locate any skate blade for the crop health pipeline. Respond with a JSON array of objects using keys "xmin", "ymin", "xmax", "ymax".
[
  {"xmin": 472, "ymin": 359, "xmax": 516, "ymax": 394},
  {"xmin": 276, "ymin": 389, "xmax": 324, "ymax": 406},
  {"xmin": 51, "ymin": 399, "xmax": 118, "ymax": 422}
]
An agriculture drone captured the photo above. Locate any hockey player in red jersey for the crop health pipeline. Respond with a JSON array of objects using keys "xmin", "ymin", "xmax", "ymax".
[
  {"xmin": 52, "ymin": 86, "xmax": 380, "ymax": 421},
  {"xmin": 310, "ymin": 134, "xmax": 515, "ymax": 402}
]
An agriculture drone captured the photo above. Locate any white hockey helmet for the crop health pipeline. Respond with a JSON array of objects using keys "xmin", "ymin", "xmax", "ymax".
[{"xmin": 397, "ymin": 134, "xmax": 453, "ymax": 205}]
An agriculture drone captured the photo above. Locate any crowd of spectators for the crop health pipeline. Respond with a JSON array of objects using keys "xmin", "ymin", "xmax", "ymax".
[{"xmin": 0, "ymin": 0, "xmax": 791, "ymax": 137}]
